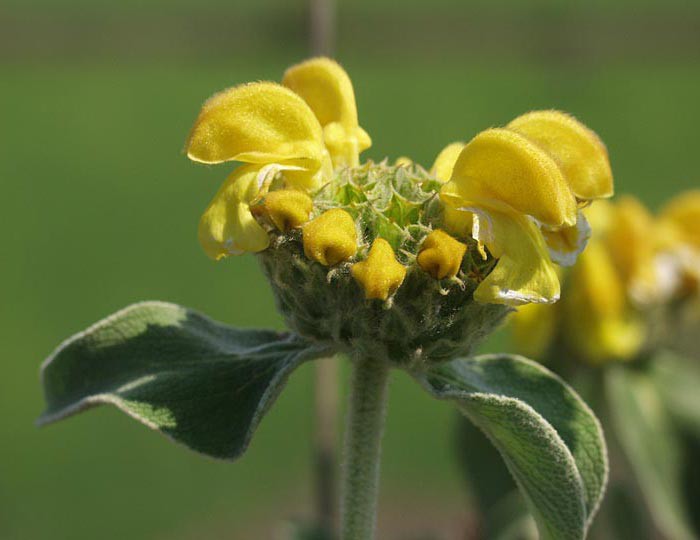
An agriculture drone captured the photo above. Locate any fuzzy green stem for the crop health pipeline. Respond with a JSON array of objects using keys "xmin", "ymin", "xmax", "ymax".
[{"xmin": 340, "ymin": 357, "xmax": 390, "ymax": 540}]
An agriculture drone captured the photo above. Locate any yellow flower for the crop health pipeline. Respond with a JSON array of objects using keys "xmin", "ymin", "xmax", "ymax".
[
  {"xmin": 430, "ymin": 142, "xmax": 464, "ymax": 182},
  {"xmin": 417, "ymin": 229, "xmax": 467, "ymax": 279},
  {"xmin": 351, "ymin": 238, "xmax": 407, "ymax": 300},
  {"xmin": 510, "ymin": 197, "xmax": 654, "ymax": 364},
  {"xmin": 563, "ymin": 239, "xmax": 644, "ymax": 364},
  {"xmin": 659, "ymin": 190, "xmax": 700, "ymax": 248},
  {"xmin": 263, "ymin": 190, "xmax": 313, "ymax": 231},
  {"xmin": 186, "ymin": 58, "xmax": 371, "ymax": 259},
  {"xmin": 437, "ymin": 111, "xmax": 613, "ymax": 306},
  {"xmin": 511, "ymin": 302, "xmax": 558, "ymax": 360},
  {"xmin": 603, "ymin": 196, "xmax": 658, "ymax": 303},
  {"xmin": 186, "ymin": 82, "xmax": 329, "ymax": 187},
  {"xmin": 657, "ymin": 190, "xmax": 700, "ymax": 295},
  {"xmin": 303, "ymin": 209, "xmax": 358, "ymax": 266},
  {"xmin": 283, "ymin": 57, "xmax": 371, "ymax": 168},
  {"xmin": 198, "ymin": 165, "xmax": 271, "ymax": 259}
]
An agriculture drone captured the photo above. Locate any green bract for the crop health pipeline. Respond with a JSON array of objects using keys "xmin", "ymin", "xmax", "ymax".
[{"xmin": 259, "ymin": 162, "xmax": 509, "ymax": 366}]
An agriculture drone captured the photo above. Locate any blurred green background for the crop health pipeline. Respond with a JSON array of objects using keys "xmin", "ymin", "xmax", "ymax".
[{"xmin": 2, "ymin": 0, "xmax": 699, "ymax": 538}]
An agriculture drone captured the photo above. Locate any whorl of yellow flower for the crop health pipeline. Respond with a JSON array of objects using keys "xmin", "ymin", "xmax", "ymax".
[
  {"xmin": 186, "ymin": 57, "xmax": 369, "ymax": 260},
  {"xmin": 351, "ymin": 239, "xmax": 407, "ymax": 300},
  {"xmin": 303, "ymin": 209, "xmax": 358, "ymax": 266},
  {"xmin": 434, "ymin": 110, "xmax": 613, "ymax": 306},
  {"xmin": 263, "ymin": 190, "xmax": 313, "ymax": 232},
  {"xmin": 417, "ymin": 229, "xmax": 467, "ymax": 280}
]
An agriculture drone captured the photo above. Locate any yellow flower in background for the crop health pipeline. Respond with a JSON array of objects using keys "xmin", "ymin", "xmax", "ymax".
[
  {"xmin": 659, "ymin": 190, "xmax": 700, "ymax": 248},
  {"xmin": 603, "ymin": 196, "xmax": 659, "ymax": 303},
  {"xmin": 563, "ymin": 233, "xmax": 645, "ymax": 364},
  {"xmin": 187, "ymin": 58, "xmax": 369, "ymax": 259},
  {"xmin": 657, "ymin": 190, "xmax": 700, "ymax": 295},
  {"xmin": 437, "ymin": 111, "xmax": 613, "ymax": 306},
  {"xmin": 511, "ymin": 196, "xmax": 667, "ymax": 364},
  {"xmin": 510, "ymin": 302, "xmax": 558, "ymax": 360}
]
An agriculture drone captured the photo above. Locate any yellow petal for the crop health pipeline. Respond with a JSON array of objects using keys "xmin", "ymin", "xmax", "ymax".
[
  {"xmin": 447, "ymin": 128, "xmax": 577, "ymax": 228},
  {"xmin": 186, "ymin": 82, "xmax": 325, "ymax": 170},
  {"xmin": 604, "ymin": 196, "xmax": 657, "ymax": 302},
  {"xmin": 430, "ymin": 142, "xmax": 465, "ymax": 182},
  {"xmin": 542, "ymin": 211, "xmax": 591, "ymax": 266},
  {"xmin": 659, "ymin": 189, "xmax": 700, "ymax": 248},
  {"xmin": 198, "ymin": 165, "xmax": 270, "ymax": 259},
  {"xmin": 303, "ymin": 208, "xmax": 357, "ymax": 265},
  {"xmin": 511, "ymin": 302, "xmax": 557, "ymax": 360},
  {"xmin": 472, "ymin": 209, "xmax": 561, "ymax": 305},
  {"xmin": 283, "ymin": 57, "xmax": 371, "ymax": 167},
  {"xmin": 263, "ymin": 189, "xmax": 314, "ymax": 231},
  {"xmin": 351, "ymin": 238, "xmax": 407, "ymax": 300},
  {"xmin": 394, "ymin": 156, "xmax": 413, "ymax": 167},
  {"xmin": 417, "ymin": 229, "xmax": 467, "ymax": 279},
  {"xmin": 443, "ymin": 206, "xmax": 473, "ymax": 239},
  {"xmin": 564, "ymin": 240, "xmax": 644, "ymax": 363},
  {"xmin": 507, "ymin": 110, "xmax": 613, "ymax": 201}
]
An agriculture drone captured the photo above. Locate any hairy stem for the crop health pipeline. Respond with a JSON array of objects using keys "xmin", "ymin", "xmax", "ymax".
[{"xmin": 340, "ymin": 357, "xmax": 390, "ymax": 540}]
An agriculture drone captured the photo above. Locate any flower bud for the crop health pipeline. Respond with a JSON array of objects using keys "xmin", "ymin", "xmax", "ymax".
[
  {"xmin": 303, "ymin": 208, "xmax": 357, "ymax": 265},
  {"xmin": 351, "ymin": 238, "xmax": 407, "ymax": 300},
  {"xmin": 264, "ymin": 189, "xmax": 313, "ymax": 231},
  {"xmin": 417, "ymin": 229, "xmax": 467, "ymax": 279}
]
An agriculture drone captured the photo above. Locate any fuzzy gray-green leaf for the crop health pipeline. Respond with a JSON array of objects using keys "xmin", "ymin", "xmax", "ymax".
[
  {"xmin": 415, "ymin": 354, "xmax": 608, "ymax": 540},
  {"xmin": 39, "ymin": 301, "xmax": 328, "ymax": 460}
]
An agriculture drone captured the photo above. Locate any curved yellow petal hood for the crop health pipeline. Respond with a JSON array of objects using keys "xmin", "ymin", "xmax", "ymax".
[
  {"xmin": 186, "ymin": 82, "xmax": 325, "ymax": 171},
  {"xmin": 445, "ymin": 128, "xmax": 577, "ymax": 228},
  {"xmin": 507, "ymin": 110, "xmax": 613, "ymax": 201},
  {"xmin": 283, "ymin": 57, "xmax": 371, "ymax": 167}
]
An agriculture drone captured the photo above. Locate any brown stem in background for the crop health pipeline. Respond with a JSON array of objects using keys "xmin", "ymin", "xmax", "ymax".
[
  {"xmin": 309, "ymin": 1, "xmax": 338, "ymax": 534},
  {"xmin": 314, "ymin": 357, "xmax": 339, "ymax": 534},
  {"xmin": 310, "ymin": 0, "xmax": 335, "ymax": 57}
]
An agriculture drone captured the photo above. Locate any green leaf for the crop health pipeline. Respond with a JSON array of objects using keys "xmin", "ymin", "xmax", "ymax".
[
  {"xmin": 415, "ymin": 354, "xmax": 608, "ymax": 540},
  {"xmin": 38, "ymin": 301, "xmax": 329, "ymax": 460},
  {"xmin": 605, "ymin": 366, "xmax": 696, "ymax": 540}
]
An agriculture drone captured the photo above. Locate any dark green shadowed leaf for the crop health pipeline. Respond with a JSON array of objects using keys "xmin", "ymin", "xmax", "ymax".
[
  {"xmin": 38, "ymin": 301, "xmax": 330, "ymax": 460},
  {"xmin": 415, "ymin": 354, "xmax": 608, "ymax": 540},
  {"xmin": 605, "ymin": 366, "xmax": 696, "ymax": 540}
]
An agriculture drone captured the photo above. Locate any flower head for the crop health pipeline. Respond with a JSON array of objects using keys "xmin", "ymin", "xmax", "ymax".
[{"xmin": 186, "ymin": 59, "xmax": 614, "ymax": 364}]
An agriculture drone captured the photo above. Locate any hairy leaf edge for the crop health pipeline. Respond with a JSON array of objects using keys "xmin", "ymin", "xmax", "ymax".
[{"xmin": 414, "ymin": 353, "xmax": 609, "ymax": 532}]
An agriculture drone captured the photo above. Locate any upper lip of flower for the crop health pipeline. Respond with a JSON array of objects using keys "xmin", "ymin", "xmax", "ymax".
[{"xmin": 186, "ymin": 57, "xmax": 371, "ymax": 261}]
